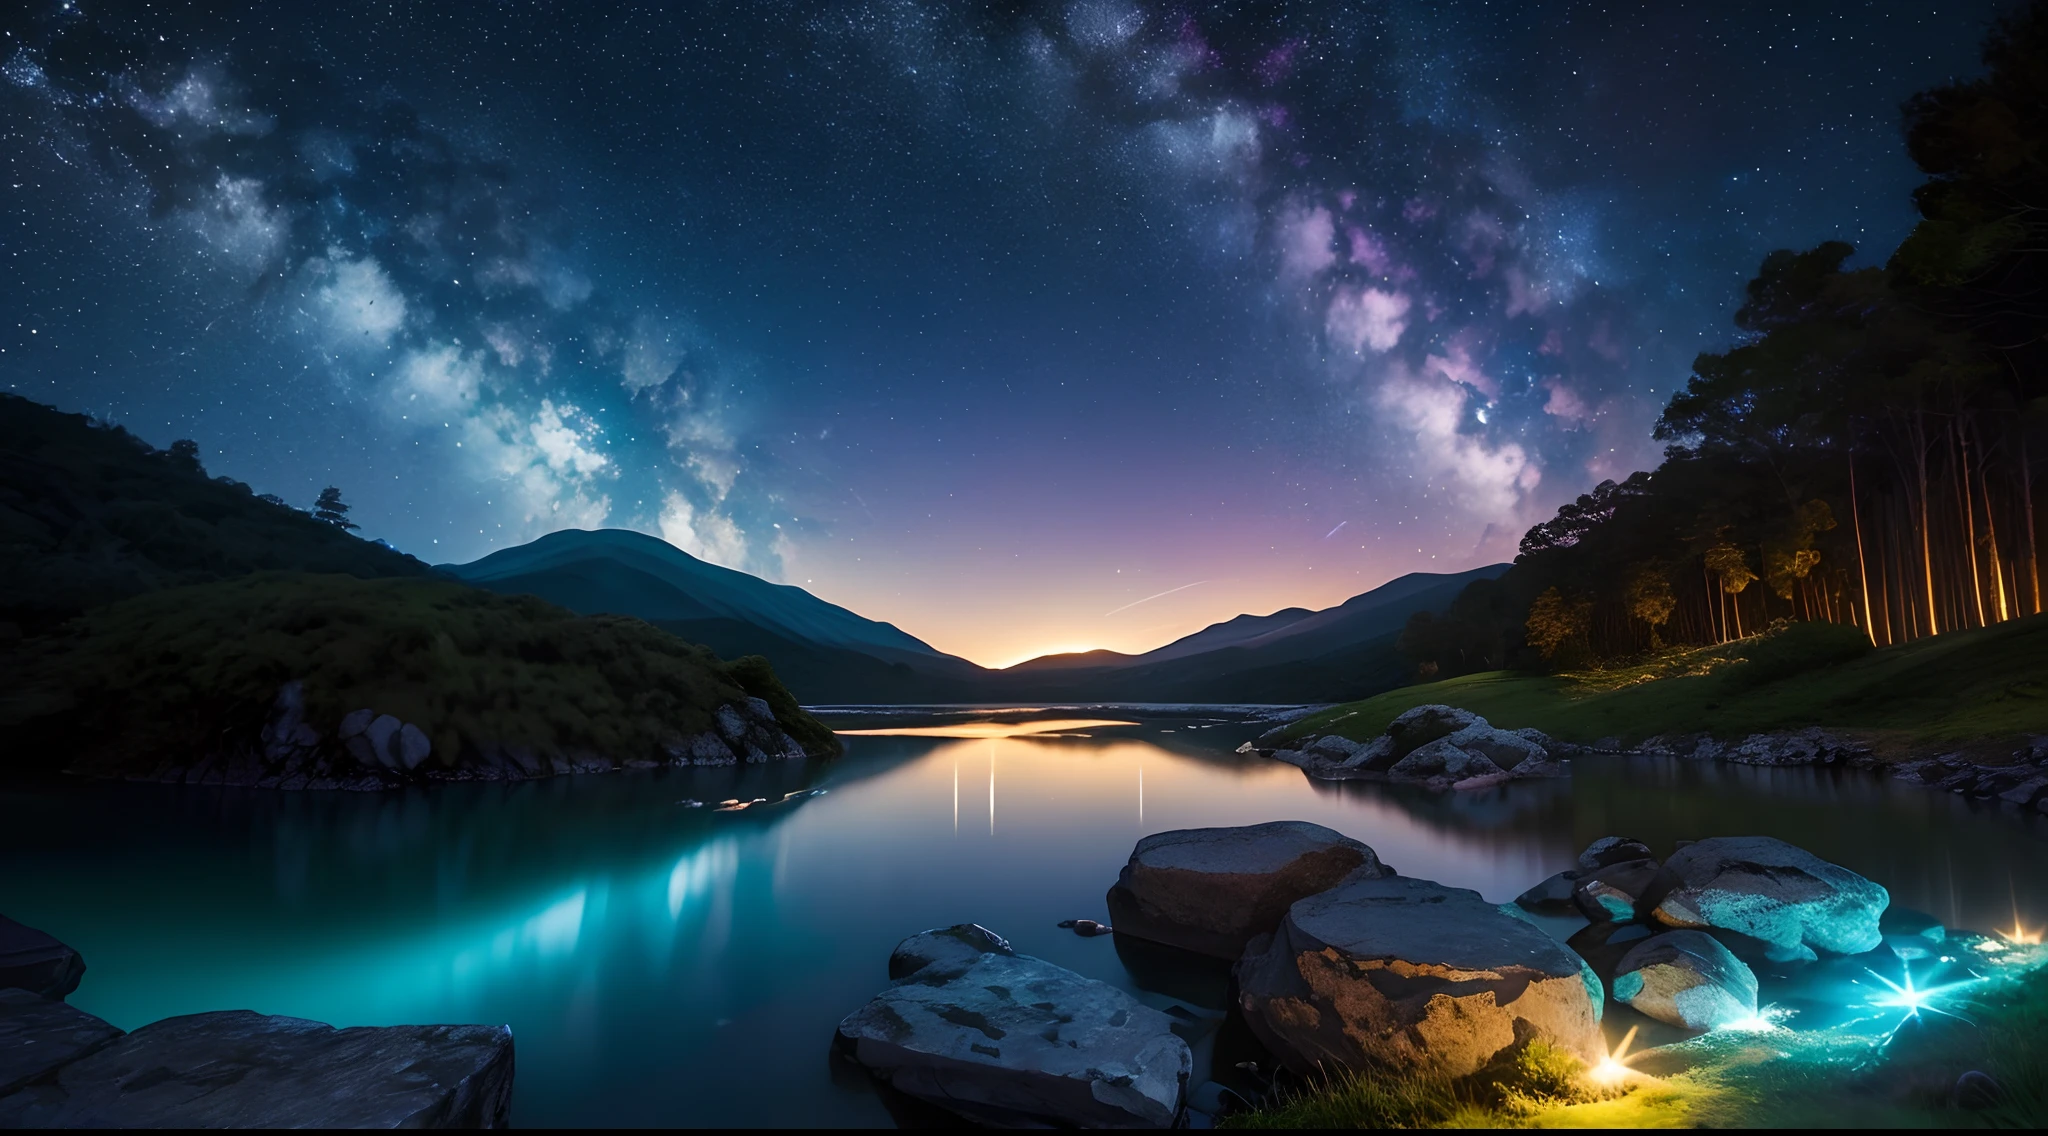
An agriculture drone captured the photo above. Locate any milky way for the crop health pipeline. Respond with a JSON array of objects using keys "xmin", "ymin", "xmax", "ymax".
[{"xmin": 0, "ymin": 2, "xmax": 2008, "ymax": 663}]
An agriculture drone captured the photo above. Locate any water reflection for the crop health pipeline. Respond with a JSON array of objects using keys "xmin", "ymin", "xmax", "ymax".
[{"xmin": 0, "ymin": 722, "xmax": 2043, "ymax": 1127}]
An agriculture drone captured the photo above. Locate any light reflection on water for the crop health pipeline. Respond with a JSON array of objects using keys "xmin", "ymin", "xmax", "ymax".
[{"xmin": 1, "ymin": 719, "xmax": 2044, "ymax": 1127}]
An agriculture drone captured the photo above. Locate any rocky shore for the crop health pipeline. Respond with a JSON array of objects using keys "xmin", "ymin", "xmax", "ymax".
[
  {"xmin": 1237, "ymin": 704, "xmax": 1578, "ymax": 790},
  {"xmin": 1255, "ymin": 702, "xmax": 2048, "ymax": 814},
  {"xmin": 0, "ymin": 915, "xmax": 514, "ymax": 1127},
  {"xmin": 119, "ymin": 680, "xmax": 817, "ymax": 791},
  {"xmin": 830, "ymin": 816, "xmax": 1990, "ymax": 1129}
]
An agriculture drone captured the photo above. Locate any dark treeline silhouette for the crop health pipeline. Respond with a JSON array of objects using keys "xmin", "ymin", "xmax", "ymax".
[{"xmin": 1404, "ymin": 2, "xmax": 2048, "ymax": 676}]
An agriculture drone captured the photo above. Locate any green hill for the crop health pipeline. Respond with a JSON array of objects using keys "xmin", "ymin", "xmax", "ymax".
[
  {"xmin": 0, "ymin": 393, "xmax": 430, "ymax": 633},
  {"xmin": 0, "ymin": 572, "xmax": 839, "ymax": 781},
  {"xmin": 1280, "ymin": 616, "xmax": 2048, "ymax": 752},
  {"xmin": 0, "ymin": 394, "xmax": 838, "ymax": 783}
]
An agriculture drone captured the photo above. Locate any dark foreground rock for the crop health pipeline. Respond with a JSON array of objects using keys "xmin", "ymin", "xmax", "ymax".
[
  {"xmin": 0, "ymin": 1009, "xmax": 514, "ymax": 1128},
  {"xmin": 1611, "ymin": 930, "xmax": 1758, "ymax": 1031},
  {"xmin": 0, "ymin": 990, "xmax": 122, "ymax": 1097},
  {"xmin": 1648, "ymin": 835, "xmax": 1888, "ymax": 961},
  {"xmin": 0, "ymin": 915, "xmax": 86, "ymax": 1000},
  {"xmin": 836, "ymin": 925, "xmax": 1191, "ymax": 1128},
  {"xmin": 1236, "ymin": 875, "xmax": 1603, "ymax": 1077},
  {"xmin": 1105, "ymin": 822, "xmax": 1391, "ymax": 960}
]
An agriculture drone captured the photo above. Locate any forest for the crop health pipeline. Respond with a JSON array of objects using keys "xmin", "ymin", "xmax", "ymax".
[{"xmin": 1403, "ymin": 3, "xmax": 2048, "ymax": 677}]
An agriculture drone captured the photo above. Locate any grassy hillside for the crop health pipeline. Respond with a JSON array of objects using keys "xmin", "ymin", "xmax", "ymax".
[
  {"xmin": 0, "ymin": 573, "xmax": 839, "ymax": 778},
  {"xmin": 1280, "ymin": 615, "xmax": 2048, "ymax": 750},
  {"xmin": 0, "ymin": 394, "xmax": 429, "ymax": 632}
]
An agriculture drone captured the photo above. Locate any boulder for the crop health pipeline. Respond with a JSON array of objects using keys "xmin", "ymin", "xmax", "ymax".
[
  {"xmin": 715, "ymin": 704, "xmax": 750, "ymax": 742},
  {"xmin": 1306, "ymin": 735, "xmax": 1364, "ymax": 763},
  {"xmin": 1344, "ymin": 735, "xmax": 1398, "ymax": 771},
  {"xmin": 1444, "ymin": 723, "xmax": 1549, "ymax": 770},
  {"xmin": 0, "ymin": 915, "xmax": 86, "ymax": 1000},
  {"xmin": 2000, "ymin": 776, "xmax": 2048, "ymax": 807},
  {"xmin": 1648, "ymin": 836, "xmax": 1888, "ymax": 960},
  {"xmin": 837, "ymin": 925, "xmax": 1190, "ymax": 1128},
  {"xmin": 1565, "ymin": 920, "xmax": 1654, "ymax": 985},
  {"xmin": 1236, "ymin": 875, "xmax": 1603, "ymax": 1078},
  {"xmin": 397, "ymin": 724, "xmax": 432, "ymax": 770},
  {"xmin": 1384, "ymin": 705, "xmax": 1481, "ymax": 753},
  {"xmin": 1577, "ymin": 836, "xmax": 1654, "ymax": 872},
  {"xmin": 0, "ymin": 1011, "xmax": 514, "ymax": 1128},
  {"xmin": 1387, "ymin": 738, "xmax": 1505, "ymax": 782},
  {"xmin": 1106, "ymin": 822, "xmax": 1391, "ymax": 960},
  {"xmin": 0, "ymin": 989, "xmax": 122, "ymax": 1097},
  {"xmin": 1610, "ymin": 930, "xmax": 1758, "ymax": 1031},
  {"xmin": 1722, "ymin": 728, "xmax": 1872, "ymax": 767},
  {"xmin": 1513, "ymin": 727, "xmax": 1577, "ymax": 759},
  {"xmin": 1513, "ymin": 870, "xmax": 1584, "ymax": 914},
  {"xmin": 1572, "ymin": 859, "xmax": 1662, "ymax": 922}
]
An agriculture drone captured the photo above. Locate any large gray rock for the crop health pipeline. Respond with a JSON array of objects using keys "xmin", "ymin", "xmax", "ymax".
[
  {"xmin": 1444, "ymin": 723, "xmax": 1549, "ymax": 770},
  {"xmin": 1106, "ymin": 822, "xmax": 1391, "ymax": 960},
  {"xmin": 1236, "ymin": 875, "xmax": 1603, "ymax": 1077},
  {"xmin": 1387, "ymin": 738, "xmax": 1505, "ymax": 781},
  {"xmin": 837, "ymin": 925, "xmax": 1190, "ymax": 1128},
  {"xmin": 0, "ymin": 989, "xmax": 122, "ymax": 1097},
  {"xmin": 1572, "ymin": 859, "xmax": 1662, "ymax": 922},
  {"xmin": 1611, "ymin": 930, "xmax": 1758, "ymax": 1031},
  {"xmin": 1649, "ymin": 836, "xmax": 1888, "ymax": 960},
  {"xmin": 1306, "ymin": 735, "xmax": 1365, "ymax": 763},
  {"xmin": 0, "ymin": 915, "xmax": 86, "ymax": 1000},
  {"xmin": 1514, "ymin": 870, "xmax": 1584, "ymax": 914},
  {"xmin": 1577, "ymin": 836, "xmax": 1654, "ymax": 872},
  {"xmin": 0, "ymin": 1010, "xmax": 514, "ymax": 1128},
  {"xmin": 1384, "ymin": 705, "xmax": 1481, "ymax": 752}
]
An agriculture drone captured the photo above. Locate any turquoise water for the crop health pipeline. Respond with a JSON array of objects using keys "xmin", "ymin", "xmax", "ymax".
[{"xmin": 3, "ymin": 713, "xmax": 2045, "ymax": 1126}]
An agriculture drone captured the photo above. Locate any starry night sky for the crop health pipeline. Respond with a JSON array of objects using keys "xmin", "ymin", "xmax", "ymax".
[{"xmin": 0, "ymin": 1, "xmax": 2014, "ymax": 665}]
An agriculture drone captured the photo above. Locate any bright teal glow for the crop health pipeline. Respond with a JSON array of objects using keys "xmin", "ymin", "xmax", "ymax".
[{"xmin": 1854, "ymin": 960, "xmax": 1988, "ymax": 1044}]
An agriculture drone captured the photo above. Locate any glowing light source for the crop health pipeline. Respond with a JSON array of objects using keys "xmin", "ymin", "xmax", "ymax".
[
  {"xmin": 1716, "ymin": 1005, "xmax": 1792, "ymax": 1033},
  {"xmin": 1587, "ymin": 1025, "xmax": 1641, "ymax": 1087},
  {"xmin": 1853, "ymin": 960, "xmax": 1988, "ymax": 1044},
  {"xmin": 1998, "ymin": 919, "xmax": 2042, "ymax": 946}
]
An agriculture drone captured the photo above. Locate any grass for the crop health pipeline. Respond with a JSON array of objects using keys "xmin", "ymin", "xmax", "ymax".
[
  {"xmin": 1223, "ymin": 1041, "xmax": 1620, "ymax": 1130},
  {"xmin": 0, "ymin": 572, "xmax": 838, "ymax": 777},
  {"xmin": 1226, "ymin": 954, "xmax": 2048, "ymax": 1130},
  {"xmin": 1280, "ymin": 615, "xmax": 2048, "ymax": 750}
]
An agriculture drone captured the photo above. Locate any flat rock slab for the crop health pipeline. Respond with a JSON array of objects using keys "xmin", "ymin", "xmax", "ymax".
[
  {"xmin": 1649, "ymin": 836, "xmax": 1888, "ymax": 960},
  {"xmin": 0, "ymin": 988, "xmax": 123, "ymax": 1097},
  {"xmin": 838, "ymin": 925, "xmax": 1190, "ymax": 1128},
  {"xmin": 1106, "ymin": 821, "xmax": 1390, "ymax": 960},
  {"xmin": 0, "ymin": 915, "xmax": 86, "ymax": 1001},
  {"xmin": 0, "ymin": 1010, "xmax": 515, "ymax": 1128},
  {"xmin": 1237, "ymin": 875, "xmax": 1603, "ymax": 1078}
]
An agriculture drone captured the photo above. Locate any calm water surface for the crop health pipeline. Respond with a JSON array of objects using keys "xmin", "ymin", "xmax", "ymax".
[{"xmin": 3, "ymin": 711, "xmax": 2046, "ymax": 1126}]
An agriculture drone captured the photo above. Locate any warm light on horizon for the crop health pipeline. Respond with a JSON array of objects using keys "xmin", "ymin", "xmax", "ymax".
[{"xmin": 836, "ymin": 718, "xmax": 1139, "ymax": 739}]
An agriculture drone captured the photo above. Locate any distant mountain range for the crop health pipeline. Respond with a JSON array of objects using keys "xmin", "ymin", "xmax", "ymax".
[{"xmin": 445, "ymin": 528, "xmax": 1507, "ymax": 705}]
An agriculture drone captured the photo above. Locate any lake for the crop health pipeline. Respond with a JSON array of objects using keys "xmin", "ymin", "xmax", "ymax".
[{"xmin": 3, "ymin": 708, "xmax": 2045, "ymax": 1126}]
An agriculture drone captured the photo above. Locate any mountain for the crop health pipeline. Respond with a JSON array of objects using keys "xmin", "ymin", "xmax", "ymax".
[
  {"xmin": 448, "ymin": 528, "xmax": 1507, "ymax": 705},
  {"xmin": 998, "ymin": 564, "xmax": 1511, "ymax": 703},
  {"xmin": 442, "ymin": 529, "xmax": 990, "ymax": 702}
]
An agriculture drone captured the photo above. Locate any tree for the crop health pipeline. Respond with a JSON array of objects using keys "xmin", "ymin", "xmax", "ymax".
[
  {"xmin": 1524, "ymin": 587, "xmax": 1592, "ymax": 667},
  {"xmin": 165, "ymin": 439, "xmax": 204, "ymax": 475},
  {"xmin": 1627, "ymin": 566, "xmax": 1677, "ymax": 649},
  {"xmin": 313, "ymin": 487, "xmax": 359, "ymax": 531}
]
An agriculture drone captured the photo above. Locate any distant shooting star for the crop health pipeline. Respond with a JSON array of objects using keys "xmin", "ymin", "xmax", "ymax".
[
  {"xmin": 1323, "ymin": 521, "xmax": 1348, "ymax": 539},
  {"xmin": 1104, "ymin": 580, "xmax": 1210, "ymax": 617}
]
